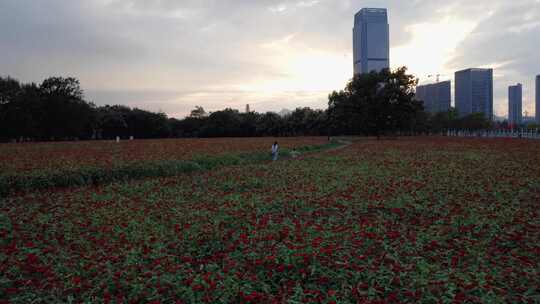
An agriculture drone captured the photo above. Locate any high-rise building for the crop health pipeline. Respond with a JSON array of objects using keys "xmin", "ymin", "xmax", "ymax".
[
  {"xmin": 353, "ymin": 8, "xmax": 390, "ymax": 74},
  {"xmin": 455, "ymin": 68, "xmax": 493, "ymax": 119},
  {"xmin": 415, "ymin": 81, "xmax": 451, "ymax": 114},
  {"xmin": 536, "ymin": 75, "xmax": 540, "ymax": 124},
  {"xmin": 508, "ymin": 83, "xmax": 522, "ymax": 126}
]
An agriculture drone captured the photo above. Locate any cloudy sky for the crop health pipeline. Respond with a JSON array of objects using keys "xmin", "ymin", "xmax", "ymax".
[{"xmin": 1, "ymin": 0, "xmax": 539, "ymax": 118}]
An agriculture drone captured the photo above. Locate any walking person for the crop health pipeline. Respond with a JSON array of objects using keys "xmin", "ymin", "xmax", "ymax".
[{"xmin": 271, "ymin": 141, "xmax": 279, "ymax": 161}]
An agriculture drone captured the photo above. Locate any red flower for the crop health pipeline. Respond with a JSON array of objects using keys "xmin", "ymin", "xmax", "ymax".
[
  {"xmin": 312, "ymin": 236, "xmax": 323, "ymax": 248},
  {"xmin": 25, "ymin": 253, "xmax": 39, "ymax": 265},
  {"xmin": 72, "ymin": 276, "xmax": 81, "ymax": 285}
]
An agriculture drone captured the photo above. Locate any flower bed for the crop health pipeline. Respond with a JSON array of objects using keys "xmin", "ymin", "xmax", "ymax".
[{"xmin": 1, "ymin": 137, "xmax": 539, "ymax": 303}]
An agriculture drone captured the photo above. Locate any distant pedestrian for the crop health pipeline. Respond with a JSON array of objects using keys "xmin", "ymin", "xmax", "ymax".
[{"xmin": 271, "ymin": 141, "xmax": 279, "ymax": 161}]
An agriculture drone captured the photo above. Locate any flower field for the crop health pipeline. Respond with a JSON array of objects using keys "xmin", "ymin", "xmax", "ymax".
[
  {"xmin": 0, "ymin": 137, "xmax": 326, "ymax": 176},
  {"xmin": 0, "ymin": 137, "xmax": 329, "ymax": 196},
  {"xmin": 1, "ymin": 137, "xmax": 539, "ymax": 303}
]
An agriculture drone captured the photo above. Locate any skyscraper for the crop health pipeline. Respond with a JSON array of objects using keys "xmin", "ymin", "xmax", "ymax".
[
  {"xmin": 534, "ymin": 75, "xmax": 540, "ymax": 124},
  {"xmin": 415, "ymin": 81, "xmax": 451, "ymax": 114},
  {"xmin": 353, "ymin": 8, "xmax": 389, "ymax": 74},
  {"xmin": 455, "ymin": 68, "xmax": 493, "ymax": 119},
  {"xmin": 508, "ymin": 83, "xmax": 522, "ymax": 126}
]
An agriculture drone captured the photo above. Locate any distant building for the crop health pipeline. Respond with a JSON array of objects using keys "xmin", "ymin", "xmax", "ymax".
[
  {"xmin": 245, "ymin": 104, "xmax": 250, "ymax": 113},
  {"xmin": 415, "ymin": 81, "xmax": 451, "ymax": 114},
  {"xmin": 353, "ymin": 8, "xmax": 390, "ymax": 74},
  {"xmin": 455, "ymin": 68, "xmax": 493, "ymax": 119},
  {"xmin": 536, "ymin": 75, "xmax": 540, "ymax": 124},
  {"xmin": 508, "ymin": 83, "xmax": 523, "ymax": 126}
]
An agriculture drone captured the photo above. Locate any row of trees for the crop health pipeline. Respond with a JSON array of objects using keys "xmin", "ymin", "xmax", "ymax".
[
  {"xmin": 0, "ymin": 77, "xmax": 171, "ymax": 141},
  {"xmin": 428, "ymin": 109, "xmax": 492, "ymax": 133},
  {"xmin": 0, "ymin": 76, "xmax": 330, "ymax": 141},
  {"xmin": 1, "ymin": 77, "xmax": 94, "ymax": 141},
  {"xmin": 1, "ymin": 69, "xmax": 494, "ymax": 142},
  {"xmin": 172, "ymin": 107, "xmax": 328, "ymax": 138}
]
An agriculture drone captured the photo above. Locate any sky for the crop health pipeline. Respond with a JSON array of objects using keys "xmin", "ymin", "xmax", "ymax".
[{"xmin": 1, "ymin": 0, "xmax": 539, "ymax": 118}]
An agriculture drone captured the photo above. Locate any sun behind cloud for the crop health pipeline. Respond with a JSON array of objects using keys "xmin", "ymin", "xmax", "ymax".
[{"xmin": 392, "ymin": 17, "xmax": 477, "ymax": 84}]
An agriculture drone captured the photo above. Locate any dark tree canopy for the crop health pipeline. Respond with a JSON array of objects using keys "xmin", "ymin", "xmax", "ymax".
[
  {"xmin": 0, "ymin": 76, "xmax": 171, "ymax": 141},
  {"xmin": 0, "ymin": 77, "xmax": 21, "ymax": 105},
  {"xmin": 189, "ymin": 106, "xmax": 207, "ymax": 119},
  {"xmin": 39, "ymin": 77, "xmax": 94, "ymax": 139},
  {"xmin": 328, "ymin": 67, "xmax": 424, "ymax": 137},
  {"xmin": 427, "ymin": 108, "xmax": 493, "ymax": 132},
  {"xmin": 40, "ymin": 77, "xmax": 84, "ymax": 100}
]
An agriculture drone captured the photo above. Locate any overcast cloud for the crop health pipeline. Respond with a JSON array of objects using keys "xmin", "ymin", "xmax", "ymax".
[{"xmin": 1, "ymin": 0, "xmax": 539, "ymax": 118}]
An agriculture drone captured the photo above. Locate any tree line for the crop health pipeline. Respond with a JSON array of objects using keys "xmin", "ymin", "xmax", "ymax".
[{"xmin": 0, "ymin": 69, "xmax": 493, "ymax": 142}]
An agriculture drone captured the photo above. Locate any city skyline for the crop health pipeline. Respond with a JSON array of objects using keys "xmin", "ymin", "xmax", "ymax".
[{"xmin": 0, "ymin": 1, "xmax": 539, "ymax": 118}]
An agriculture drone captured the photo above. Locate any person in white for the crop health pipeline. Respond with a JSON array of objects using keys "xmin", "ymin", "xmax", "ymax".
[{"xmin": 271, "ymin": 141, "xmax": 279, "ymax": 161}]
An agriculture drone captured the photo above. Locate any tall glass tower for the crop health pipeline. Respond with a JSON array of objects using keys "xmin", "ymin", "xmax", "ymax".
[
  {"xmin": 508, "ymin": 83, "xmax": 522, "ymax": 126},
  {"xmin": 353, "ymin": 8, "xmax": 389, "ymax": 75},
  {"xmin": 534, "ymin": 75, "xmax": 540, "ymax": 124},
  {"xmin": 455, "ymin": 68, "xmax": 493, "ymax": 120}
]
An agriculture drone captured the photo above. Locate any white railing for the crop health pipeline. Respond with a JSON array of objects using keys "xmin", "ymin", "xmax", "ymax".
[{"xmin": 445, "ymin": 129, "xmax": 540, "ymax": 139}]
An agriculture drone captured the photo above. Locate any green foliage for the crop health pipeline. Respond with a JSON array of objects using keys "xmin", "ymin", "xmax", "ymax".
[
  {"xmin": 328, "ymin": 67, "xmax": 424, "ymax": 136},
  {"xmin": 0, "ymin": 76, "xmax": 95, "ymax": 141},
  {"xmin": 189, "ymin": 106, "xmax": 207, "ymax": 119},
  {"xmin": 0, "ymin": 76, "xmax": 173, "ymax": 141},
  {"xmin": 428, "ymin": 108, "xmax": 493, "ymax": 132}
]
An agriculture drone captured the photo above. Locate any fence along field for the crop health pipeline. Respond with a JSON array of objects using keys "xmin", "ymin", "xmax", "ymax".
[{"xmin": 1, "ymin": 137, "xmax": 539, "ymax": 303}]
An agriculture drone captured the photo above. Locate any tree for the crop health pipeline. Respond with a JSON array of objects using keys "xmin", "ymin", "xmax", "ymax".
[
  {"xmin": 283, "ymin": 108, "xmax": 326, "ymax": 136},
  {"xmin": 239, "ymin": 112, "xmax": 259, "ymax": 137},
  {"xmin": 256, "ymin": 112, "xmax": 283, "ymax": 136},
  {"xmin": 427, "ymin": 109, "xmax": 493, "ymax": 133},
  {"xmin": 171, "ymin": 117, "xmax": 207, "ymax": 137},
  {"xmin": 0, "ymin": 76, "xmax": 21, "ymax": 105},
  {"xmin": 39, "ymin": 77, "xmax": 94, "ymax": 140},
  {"xmin": 126, "ymin": 108, "xmax": 170, "ymax": 138},
  {"xmin": 199, "ymin": 108, "xmax": 243, "ymax": 137},
  {"xmin": 40, "ymin": 77, "xmax": 84, "ymax": 100},
  {"xmin": 328, "ymin": 67, "xmax": 422, "ymax": 137},
  {"xmin": 190, "ymin": 106, "xmax": 207, "ymax": 119},
  {"xmin": 0, "ymin": 79, "xmax": 46, "ymax": 141},
  {"xmin": 328, "ymin": 90, "xmax": 357, "ymax": 135},
  {"xmin": 13, "ymin": 83, "xmax": 43, "ymax": 139},
  {"xmin": 429, "ymin": 108, "xmax": 459, "ymax": 133},
  {"xmin": 458, "ymin": 113, "xmax": 492, "ymax": 131},
  {"xmin": 96, "ymin": 105, "xmax": 129, "ymax": 139},
  {"xmin": 0, "ymin": 77, "xmax": 22, "ymax": 140}
]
